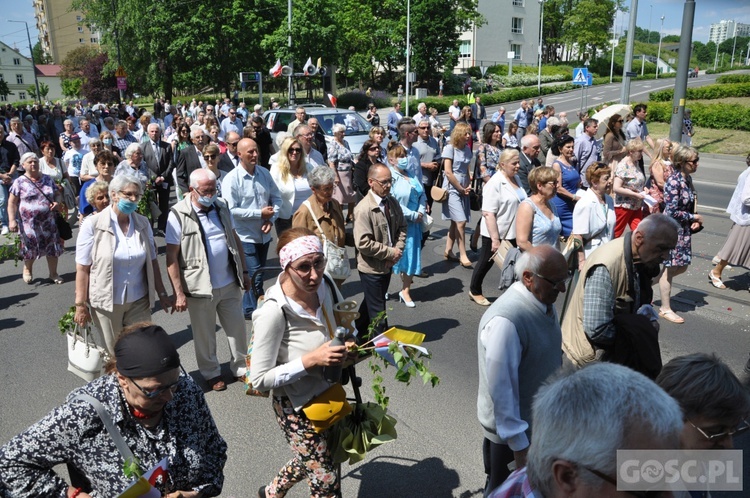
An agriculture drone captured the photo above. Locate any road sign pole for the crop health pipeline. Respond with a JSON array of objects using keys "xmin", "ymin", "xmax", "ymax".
[
  {"xmin": 669, "ymin": 0, "xmax": 696, "ymax": 142},
  {"xmin": 619, "ymin": 0, "xmax": 639, "ymax": 104},
  {"xmin": 258, "ymin": 73, "xmax": 263, "ymax": 109}
]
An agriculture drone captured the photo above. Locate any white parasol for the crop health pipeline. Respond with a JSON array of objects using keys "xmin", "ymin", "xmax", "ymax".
[{"xmin": 591, "ymin": 104, "xmax": 632, "ymax": 139}]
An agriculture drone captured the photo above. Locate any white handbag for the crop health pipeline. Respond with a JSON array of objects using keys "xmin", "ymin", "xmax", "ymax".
[
  {"xmin": 67, "ymin": 324, "xmax": 109, "ymax": 381},
  {"xmin": 304, "ymin": 200, "xmax": 351, "ymax": 281}
]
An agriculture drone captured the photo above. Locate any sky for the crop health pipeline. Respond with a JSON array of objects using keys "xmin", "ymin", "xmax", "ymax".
[{"xmin": 0, "ymin": 0, "xmax": 749, "ymax": 60}]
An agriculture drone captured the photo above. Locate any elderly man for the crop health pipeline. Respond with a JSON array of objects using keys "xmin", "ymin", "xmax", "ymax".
[
  {"xmin": 513, "ymin": 100, "xmax": 531, "ymax": 141},
  {"xmin": 175, "ymin": 128, "xmax": 208, "ymax": 196},
  {"xmin": 140, "ymin": 124, "xmax": 174, "ymax": 235},
  {"xmin": 471, "ymin": 95, "xmax": 487, "ymax": 131},
  {"xmin": 562, "ymin": 214, "xmax": 679, "ymax": 375},
  {"xmin": 166, "ymin": 169, "xmax": 250, "ymax": 391},
  {"xmin": 491, "ymin": 107, "xmax": 506, "ymax": 134},
  {"xmin": 449, "ymin": 99, "xmax": 461, "ymax": 133},
  {"xmin": 491, "ymin": 362, "xmax": 683, "ymax": 497},
  {"xmin": 538, "ymin": 117, "xmax": 559, "ymax": 162},
  {"xmin": 573, "ymin": 118, "xmax": 599, "ymax": 187},
  {"xmin": 223, "ymin": 138, "xmax": 282, "ymax": 319},
  {"xmin": 250, "ymin": 104, "xmax": 262, "ymax": 121},
  {"xmin": 354, "ymin": 163, "xmax": 407, "ymax": 336},
  {"xmin": 414, "ymin": 119, "xmax": 441, "ymax": 214},
  {"xmin": 7, "ymin": 117, "xmax": 38, "ymax": 157},
  {"xmin": 217, "ymin": 131, "xmax": 242, "ymax": 173},
  {"xmin": 113, "ymin": 120, "xmax": 137, "ymax": 152},
  {"xmin": 517, "ymin": 135, "xmax": 542, "ymax": 195},
  {"xmin": 294, "ymin": 125, "xmax": 325, "ymax": 169},
  {"xmin": 477, "ymin": 245, "xmax": 568, "ymax": 493},
  {"xmin": 77, "ymin": 118, "xmax": 99, "ymax": 147},
  {"xmin": 219, "ymin": 107, "xmax": 243, "ymax": 140},
  {"xmin": 307, "ymin": 117, "xmax": 327, "ymax": 160},
  {"xmin": 286, "ymin": 107, "xmax": 308, "ymax": 135},
  {"xmin": 412, "ymin": 103, "xmax": 429, "ymax": 124},
  {"xmin": 657, "ymin": 353, "xmax": 750, "ymax": 451}
]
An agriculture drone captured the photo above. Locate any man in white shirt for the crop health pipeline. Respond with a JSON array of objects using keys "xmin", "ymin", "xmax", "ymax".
[
  {"xmin": 477, "ymin": 245, "xmax": 567, "ymax": 494},
  {"xmin": 166, "ymin": 168, "xmax": 250, "ymax": 391},
  {"xmin": 76, "ymin": 119, "xmax": 99, "ymax": 147},
  {"xmin": 294, "ymin": 125, "xmax": 325, "ymax": 169},
  {"xmin": 412, "ymin": 103, "xmax": 429, "ymax": 123},
  {"xmin": 448, "ymin": 99, "xmax": 461, "ymax": 133}
]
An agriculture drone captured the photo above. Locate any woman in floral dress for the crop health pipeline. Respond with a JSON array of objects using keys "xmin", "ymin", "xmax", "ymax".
[
  {"xmin": 658, "ymin": 144, "xmax": 703, "ymax": 324},
  {"xmin": 7, "ymin": 152, "xmax": 65, "ymax": 284}
]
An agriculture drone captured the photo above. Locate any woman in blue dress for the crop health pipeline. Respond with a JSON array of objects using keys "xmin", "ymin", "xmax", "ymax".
[
  {"xmin": 442, "ymin": 122, "xmax": 474, "ymax": 268},
  {"xmin": 387, "ymin": 144, "xmax": 426, "ymax": 308},
  {"xmin": 550, "ymin": 135, "xmax": 581, "ymax": 238}
]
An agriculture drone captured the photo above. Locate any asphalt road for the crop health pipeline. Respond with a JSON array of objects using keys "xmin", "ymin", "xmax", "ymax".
[{"xmin": 2, "ymin": 82, "xmax": 750, "ymax": 496}]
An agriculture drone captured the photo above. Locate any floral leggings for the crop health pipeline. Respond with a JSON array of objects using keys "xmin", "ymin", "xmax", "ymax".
[{"xmin": 265, "ymin": 396, "xmax": 340, "ymax": 498}]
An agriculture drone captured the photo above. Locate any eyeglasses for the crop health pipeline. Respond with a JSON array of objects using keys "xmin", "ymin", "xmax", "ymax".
[
  {"xmin": 582, "ymin": 465, "xmax": 664, "ymax": 498},
  {"xmin": 194, "ymin": 187, "xmax": 217, "ymax": 196},
  {"xmin": 688, "ymin": 418, "xmax": 750, "ymax": 442},
  {"xmin": 418, "ymin": 126, "xmax": 430, "ymax": 130},
  {"xmin": 372, "ymin": 178, "xmax": 393, "ymax": 186},
  {"xmin": 534, "ymin": 271, "xmax": 572, "ymax": 288},
  {"xmin": 203, "ymin": 154, "xmax": 217, "ymax": 160},
  {"xmin": 118, "ymin": 190, "xmax": 142, "ymax": 201},
  {"xmin": 545, "ymin": 181, "xmax": 560, "ymax": 187},
  {"xmin": 129, "ymin": 365, "xmax": 186, "ymax": 399},
  {"xmin": 289, "ymin": 256, "xmax": 327, "ymax": 276},
  {"xmin": 288, "ymin": 147, "xmax": 302, "ymax": 154},
  {"xmin": 315, "ymin": 184, "xmax": 334, "ymax": 193}
]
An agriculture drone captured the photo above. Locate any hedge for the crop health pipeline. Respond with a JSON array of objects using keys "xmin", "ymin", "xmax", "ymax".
[
  {"xmin": 717, "ymin": 74, "xmax": 750, "ymax": 84},
  {"xmin": 649, "ymin": 82, "xmax": 750, "ymax": 102},
  {"xmin": 634, "ymin": 101, "xmax": 750, "ymax": 131}
]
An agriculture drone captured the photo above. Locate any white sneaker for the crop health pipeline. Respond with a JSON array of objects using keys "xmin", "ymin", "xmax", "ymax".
[{"xmin": 1, "ymin": 226, "xmax": 8, "ymax": 235}]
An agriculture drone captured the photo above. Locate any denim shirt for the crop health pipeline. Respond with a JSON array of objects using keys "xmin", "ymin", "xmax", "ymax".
[{"xmin": 222, "ymin": 164, "xmax": 281, "ymax": 244}]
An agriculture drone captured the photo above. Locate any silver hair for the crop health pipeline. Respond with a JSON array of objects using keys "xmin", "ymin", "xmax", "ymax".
[
  {"xmin": 189, "ymin": 168, "xmax": 217, "ymax": 189},
  {"xmin": 109, "ymin": 174, "xmax": 143, "ymax": 196},
  {"xmin": 20, "ymin": 152, "xmax": 38, "ymax": 166},
  {"xmin": 514, "ymin": 247, "xmax": 546, "ymax": 279},
  {"xmin": 294, "ymin": 125, "xmax": 311, "ymax": 137},
  {"xmin": 332, "ymin": 123, "xmax": 346, "ymax": 135},
  {"xmin": 254, "ymin": 104, "xmax": 262, "ymax": 111},
  {"xmin": 85, "ymin": 180, "xmax": 109, "ymax": 205},
  {"xmin": 123, "ymin": 142, "xmax": 141, "ymax": 160},
  {"xmin": 147, "ymin": 123, "xmax": 160, "ymax": 132},
  {"xmin": 88, "ymin": 138, "xmax": 102, "ymax": 146},
  {"xmin": 520, "ymin": 134, "xmax": 539, "ymax": 149},
  {"xmin": 9, "ymin": 117, "xmax": 22, "ymax": 125},
  {"xmin": 546, "ymin": 117, "xmax": 560, "ymax": 128},
  {"xmin": 527, "ymin": 363, "xmax": 683, "ymax": 497},
  {"xmin": 634, "ymin": 213, "xmax": 680, "ymax": 238},
  {"xmin": 308, "ymin": 165, "xmax": 336, "ymax": 188},
  {"xmin": 190, "ymin": 127, "xmax": 204, "ymax": 140},
  {"xmin": 64, "ymin": 119, "xmax": 73, "ymax": 127}
]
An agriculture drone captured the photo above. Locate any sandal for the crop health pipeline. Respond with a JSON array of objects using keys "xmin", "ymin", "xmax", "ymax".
[
  {"xmin": 708, "ymin": 271, "xmax": 726, "ymax": 289},
  {"xmin": 659, "ymin": 309, "xmax": 685, "ymax": 324},
  {"xmin": 50, "ymin": 275, "xmax": 64, "ymax": 285},
  {"xmin": 22, "ymin": 270, "xmax": 32, "ymax": 284},
  {"xmin": 443, "ymin": 251, "xmax": 459, "ymax": 262}
]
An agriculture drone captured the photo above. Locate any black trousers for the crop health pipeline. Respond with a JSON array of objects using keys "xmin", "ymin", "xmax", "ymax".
[
  {"xmin": 354, "ymin": 271, "xmax": 391, "ymax": 339},
  {"xmin": 483, "ymin": 438, "xmax": 515, "ymax": 496},
  {"xmin": 470, "ymin": 237, "xmax": 515, "ymax": 296},
  {"xmin": 155, "ymin": 182, "xmax": 171, "ymax": 231}
]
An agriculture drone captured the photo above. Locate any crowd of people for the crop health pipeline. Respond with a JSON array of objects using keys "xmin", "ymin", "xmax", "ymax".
[{"xmin": 0, "ymin": 95, "xmax": 749, "ymax": 498}]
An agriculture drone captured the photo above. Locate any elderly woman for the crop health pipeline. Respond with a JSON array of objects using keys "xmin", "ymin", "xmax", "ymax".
[
  {"xmin": 516, "ymin": 166, "xmax": 562, "ymax": 251},
  {"xmin": 353, "ymin": 139, "xmax": 380, "ymax": 199},
  {"xmin": 612, "ymin": 138, "xmax": 648, "ymax": 238},
  {"xmin": 470, "ymin": 122, "xmax": 504, "ymax": 252},
  {"xmin": 442, "ymin": 122, "xmax": 474, "ymax": 267},
  {"xmin": 8, "ymin": 152, "xmax": 65, "ymax": 284},
  {"xmin": 79, "ymin": 138, "xmax": 103, "ymax": 182},
  {"xmin": 658, "ymin": 144, "xmax": 703, "ymax": 324},
  {"xmin": 293, "ymin": 166, "xmax": 348, "ymax": 287},
  {"xmin": 368, "ymin": 125, "xmax": 387, "ymax": 161},
  {"xmin": 0, "ymin": 323, "xmax": 227, "ymax": 497},
  {"xmin": 271, "ymin": 136, "xmax": 313, "ymax": 235},
  {"xmin": 429, "ymin": 107, "xmax": 445, "ymax": 140},
  {"xmin": 469, "ymin": 148, "xmax": 527, "ymax": 306},
  {"xmin": 251, "ymin": 227, "xmax": 356, "ymax": 498},
  {"xmin": 80, "ymin": 150, "xmax": 116, "ymax": 219},
  {"xmin": 647, "ymin": 138, "xmax": 674, "ymax": 214},
  {"xmin": 74, "ymin": 174, "xmax": 173, "ymax": 354},
  {"xmin": 710, "ymin": 153, "xmax": 750, "ymax": 289},
  {"xmin": 58, "ymin": 118, "xmax": 76, "ymax": 151},
  {"xmin": 328, "ymin": 123, "xmax": 356, "ymax": 221},
  {"xmin": 387, "ymin": 144, "xmax": 427, "ymax": 307},
  {"xmin": 115, "ymin": 142, "xmax": 153, "ymax": 189},
  {"xmin": 571, "ymin": 162, "xmax": 616, "ymax": 269}
]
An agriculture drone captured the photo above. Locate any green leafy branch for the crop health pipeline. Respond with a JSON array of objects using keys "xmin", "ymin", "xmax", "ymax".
[
  {"xmin": 122, "ymin": 456, "xmax": 144, "ymax": 480},
  {"xmin": 58, "ymin": 306, "xmax": 76, "ymax": 335},
  {"xmin": 0, "ymin": 233, "xmax": 21, "ymax": 266}
]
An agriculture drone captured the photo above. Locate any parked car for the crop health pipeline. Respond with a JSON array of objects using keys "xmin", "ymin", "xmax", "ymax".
[{"xmin": 263, "ymin": 106, "xmax": 379, "ymax": 159}]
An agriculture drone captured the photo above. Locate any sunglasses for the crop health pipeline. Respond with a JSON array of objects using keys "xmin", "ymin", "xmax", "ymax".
[
  {"xmin": 227, "ymin": 141, "xmax": 239, "ymax": 147},
  {"xmin": 368, "ymin": 146, "xmax": 380, "ymax": 151},
  {"xmin": 289, "ymin": 256, "xmax": 327, "ymax": 276},
  {"xmin": 129, "ymin": 365, "xmax": 186, "ymax": 399},
  {"xmin": 203, "ymin": 154, "xmax": 217, "ymax": 160},
  {"xmin": 288, "ymin": 148, "xmax": 302, "ymax": 154}
]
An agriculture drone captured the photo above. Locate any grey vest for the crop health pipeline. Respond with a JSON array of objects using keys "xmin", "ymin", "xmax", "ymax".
[{"xmin": 477, "ymin": 284, "xmax": 562, "ymax": 443}]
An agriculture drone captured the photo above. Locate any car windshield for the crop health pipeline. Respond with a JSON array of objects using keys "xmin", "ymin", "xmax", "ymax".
[{"xmin": 314, "ymin": 113, "xmax": 372, "ymax": 137}]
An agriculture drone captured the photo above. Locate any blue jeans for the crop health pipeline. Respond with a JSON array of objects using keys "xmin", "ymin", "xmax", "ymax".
[
  {"xmin": 0, "ymin": 183, "xmax": 9, "ymax": 228},
  {"xmin": 242, "ymin": 240, "xmax": 270, "ymax": 317}
]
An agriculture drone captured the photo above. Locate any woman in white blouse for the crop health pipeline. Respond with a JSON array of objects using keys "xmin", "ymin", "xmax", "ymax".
[
  {"xmin": 73, "ymin": 174, "xmax": 173, "ymax": 354},
  {"xmin": 571, "ymin": 162, "xmax": 616, "ymax": 269},
  {"xmin": 271, "ymin": 136, "xmax": 314, "ymax": 235},
  {"xmin": 469, "ymin": 148, "xmax": 527, "ymax": 305}
]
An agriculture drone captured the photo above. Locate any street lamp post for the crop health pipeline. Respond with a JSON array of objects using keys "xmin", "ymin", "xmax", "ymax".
[
  {"xmin": 647, "ymin": 4, "xmax": 653, "ymax": 44},
  {"xmin": 405, "ymin": 0, "xmax": 411, "ymax": 116},
  {"xmin": 731, "ymin": 32, "xmax": 738, "ymax": 68},
  {"xmin": 656, "ymin": 15, "xmax": 665, "ymax": 79},
  {"xmin": 610, "ymin": 8, "xmax": 619, "ymax": 84},
  {"xmin": 537, "ymin": 0, "xmax": 545, "ymax": 94},
  {"xmin": 714, "ymin": 40, "xmax": 719, "ymax": 71},
  {"xmin": 8, "ymin": 20, "xmax": 41, "ymax": 104}
]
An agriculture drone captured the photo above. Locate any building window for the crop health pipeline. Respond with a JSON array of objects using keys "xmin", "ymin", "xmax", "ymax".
[
  {"xmin": 513, "ymin": 0, "xmax": 524, "ymax": 5},
  {"xmin": 77, "ymin": 26, "xmax": 83, "ymax": 32},
  {"xmin": 0, "ymin": 94, "xmax": 6, "ymax": 102},
  {"xmin": 459, "ymin": 39, "xmax": 471, "ymax": 59},
  {"xmin": 0, "ymin": 74, "xmax": 4, "ymax": 81},
  {"xmin": 512, "ymin": 18, "xmax": 524, "ymax": 35},
  {"xmin": 13, "ymin": 58, "xmax": 20, "ymax": 65},
  {"xmin": 76, "ymin": 15, "xmax": 82, "ymax": 21},
  {"xmin": 91, "ymin": 37, "xmax": 98, "ymax": 43},
  {"xmin": 16, "ymin": 74, "xmax": 23, "ymax": 84},
  {"xmin": 511, "ymin": 44, "xmax": 522, "ymax": 60},
  {"xmin": 19, "ymin": 92, "xmax": 26, "ymax": 100},
  {"xmin": 79, "ymin": 38, "xmax": 85, "ymax": 43}
]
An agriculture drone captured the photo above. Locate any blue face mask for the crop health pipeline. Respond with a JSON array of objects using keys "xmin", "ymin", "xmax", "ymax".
[
  {"xmin": 103, "ymin": 138, "xmax": 113, "ymax": 145},
  {"xmin": 197, "ymin": 194, "xmax": 216, "ymax": 208},
  {"xmin": 397, "ymin": 157, "xmax": 409, "ymax": 170},
  {"xmin": 117, "ymin": 198, "xmax": 138, "ymax": 215}
]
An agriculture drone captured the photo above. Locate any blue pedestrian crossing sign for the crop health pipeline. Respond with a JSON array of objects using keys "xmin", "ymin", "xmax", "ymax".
[{"xmin": 572, "ymin": 68, "xmax": 589, "ymax": 85}]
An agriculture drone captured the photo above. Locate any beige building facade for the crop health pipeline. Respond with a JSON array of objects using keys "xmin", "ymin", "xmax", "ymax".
[{"xmin": 33, "ymin": 0, "xmax": 99, "ymax": 64}]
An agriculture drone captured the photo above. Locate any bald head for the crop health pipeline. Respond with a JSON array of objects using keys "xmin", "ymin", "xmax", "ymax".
[
  {"xmin": 237, "ymin": 138, "xmax": 259, "ymax": 169},
  {"xmin": 516, "ymin": 245, "xmax": 568, "ymax": 305}
]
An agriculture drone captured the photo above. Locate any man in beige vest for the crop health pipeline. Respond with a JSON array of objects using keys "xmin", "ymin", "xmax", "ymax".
[{"xmin": 562, "ymin": 214, "xmax": 678, "ymax": 367}]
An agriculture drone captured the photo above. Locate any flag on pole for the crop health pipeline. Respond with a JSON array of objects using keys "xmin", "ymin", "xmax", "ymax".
[
  {"xmin": 270, "ymin": 59, "xmax": 282, "ymax": 78},
  {"xmin": 326, "ymin": 93, "xmax": 338, "ymax": 108},
  {"xmin": 316, "ymin": 57, "xmax": 322, "ymax": 69},
  {"xmin": 304, "ymin": 57, "xmax": 313, "ymax": 75}
]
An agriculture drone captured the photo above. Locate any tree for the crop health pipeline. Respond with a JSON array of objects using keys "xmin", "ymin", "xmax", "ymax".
[
  {"xmin": 0, "ymin": 80, "xmax": 12, "ymax": 99},
  {"xmin": 27, "ymin": 82, "xmax": 50, "ymax": 100},
  {"xmin": 59, "ymin": 46, "xmax": 99, "ymax": 80},
  {"xmin": 693, "ymin": 41, "xmax": 714, "ymax": 66},
  {"xmin": 562, "ymin": 0, "xmax": 620, "ymax": 59},
  {"xmin": 32, "ymin": 42, "xmax": 52, "ymax": 65},
  {"xmin": 81, "ymin": 52, "xmax": 119, "ymax": 103},
  {"xmin": 662, "ymin": 35, "xmax": 680, "ymax": 43},
  {"xmin": 61, "ymin": 79, "xmax": 83, "ymax": 98}
]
